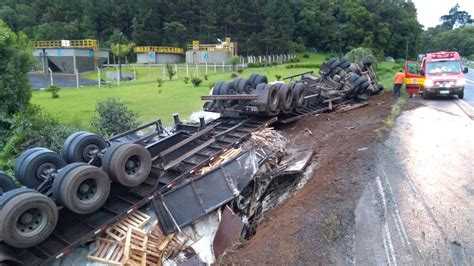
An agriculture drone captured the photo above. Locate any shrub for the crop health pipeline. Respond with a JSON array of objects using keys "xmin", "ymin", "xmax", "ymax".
[
  {"xmin": 191, "ymin": 77, "xmax": 202, "ymax": 87},
  {"xmin": 0, "ymin": 105, "xmax": 78, "ymax": 172},
  {"xmin": 302, "ymin": 53, "xmax": 310, "ymax": 58},
  {"xmin": 91, "ymin": 98, "xmax": 139, "ymax": 137},
  {"xmin": 230, "ymin": 73, "xmax": 238, "ymax": 79},
  {"xmin": 45, "ymin": 85, "xmax": 61, "ymax": 98},
  {"xmin": 275, "ymin": 74, "xmax": 282, "ymax": 81},
  {"xmin": 183, "ymin": 77, "xmax": 190, "ymax": 84},
  {"xmin": 237, "ymin": 69, "xmax": 244, "ymax": 74},
  {"xmin": 285, "ymin": 63, "xmax": 321, "ymax": 69},
  {"xmin": 165, "ymin": 64, "xmax": 176, "ymax": 80},
  {"xmin": 248, "ymin": 62, "xmax": 265, "ymax": 68},
  {"xmin": 204, "ymin": 74, "xmax": 208, "ymax": 80},
  {"xmin": 229, "ymin": 56, "xmax": 240, "ymax": 71},
  {"xmin": 271, "ymin": 61, "xmax": 279, "ymax": 66},
  {"xmin": 345, "ymin": 47, "xmax": 376, "ymax": 64},
  {"xmin": 156, "ymin": 78, "xmax": 164, "ymax": 87}
]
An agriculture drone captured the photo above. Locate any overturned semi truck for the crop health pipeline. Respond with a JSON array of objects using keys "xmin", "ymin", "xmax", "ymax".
[{"xmin": 0, "ymin": 58, "xmax": 382, "ymax": 264}]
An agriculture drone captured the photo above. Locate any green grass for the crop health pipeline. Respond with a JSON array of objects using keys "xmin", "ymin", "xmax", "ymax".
[{"xmin": 32, "ymin": 52, "xmax": 398, "ymax": 129}]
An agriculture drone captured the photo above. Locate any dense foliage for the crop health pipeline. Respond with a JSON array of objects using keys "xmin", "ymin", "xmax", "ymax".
[
  {"xmin": 91, "ymin": 98, "xmax": 139, "ymax": 137},
  {"xmin": 420, "ymin": 4, "xmax": 473, "ymax": 57},
  {"xmin": 0, "ymin": 0, "xmax": 422, "ymax": 58}
]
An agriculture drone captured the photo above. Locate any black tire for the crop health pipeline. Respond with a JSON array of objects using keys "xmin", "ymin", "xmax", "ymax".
[
  {"xmin": 339, "ymin": 60, "xmax": 351, "ymax": 70},
  {"xmin": 218, "ymin": 81, "xmax": 237, "ymax": 95},
  {"xmin": 329, "ymin": 60, "xmax": 340, "ymax": 71},
  {"xmin": 53, "ymin": 163, "xmax": 110, "ymax": 214},
  {"xmin": 248, "ymin": 74, "xmax": 259, "ymax": 87},
  {"xmin": 62, "ymin": 132, "xmax": 107, "ymax": 164},
  {"xmin": 422, "ymin": 92, "xmax": 429, "ymax": 99},
  {"xmin": 0, "ymin": 172, "xmax": 16, "ymax": 196},
  {"xmin": 362, "ymin": 58, "xmax": 372, "ymax": 67},
  {"xmin": 325, "ymin": 59, "xmax": 337, "ymax": 67},
  {"xmin": 255, "ymin": 84, "xmax": 280, "ymax": 116},
  {"xmin": 212, "ymin": 81, "xmax": 225, "ymax": 95},
  {"xmin": 0, "ymin": 188, "xmax": 58, "ymax": 248},
  {"xmin": 17, "ymin": 149, "xmax": 66, "ymax": 189},
  {"xmin": 102, "ymin": 143, "xmax": 152, "ymax": 187},
  {"xmin": 292, "ymin": 82, "xmax": 305, "ymax": 108},
  {"xmin": 278, "ymin": 83, "xmax": 293, "ymax": 113},
  {"xmin": 458, "ymin": 89, "xmax": 464, "ymax": 99},
  {"xmin": 233, "ymin": 78, "xmax": 253, "ymax": 94},
  {"xmin": 251, "ymin": 75, "xmax": 268, "ymax": 89},
  {"xmin": 14, "ymin": 147, "xmax": 46, "ymax": 180},
  {"xmin": 60, "ymin": 131, "xmax": 87, "ymax": 162}
]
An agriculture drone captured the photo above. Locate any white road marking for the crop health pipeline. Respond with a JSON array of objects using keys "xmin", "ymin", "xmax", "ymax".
[{"xmin": 381, "ymin": 168, "xmax": 412, "ymax": 249}]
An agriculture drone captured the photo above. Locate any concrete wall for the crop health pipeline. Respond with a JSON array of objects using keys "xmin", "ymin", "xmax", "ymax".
[
  {"xmin": 34, "ymin": 48, "xmax": 109, "ymax": 73},
  {"xmin": 185, "ymin": 50, "xmax": 231, "ymax": 64},
  {"xmin": 136, "ymin": 53, "xmax": 182, "ymax": 64}
]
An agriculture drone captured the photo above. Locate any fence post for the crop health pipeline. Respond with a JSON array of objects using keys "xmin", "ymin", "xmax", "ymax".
[
  {"xmin": 162, "ymin": 65, "xmax": 165, "ymax": 79},
  {"xmin": 214, "ymin": 63, "xmax": 217, "ymax": 73},
  {"xmin": 175, "ymin": 64, "xmax": 178, "ymax": 80},
  {"xmin": 48, "ymin": 67, "xmax": 54, "ymax": 86},
  {"xmin": 196, "ymin": 64, "xmax": 199, "ymax": 77},
  {"xmin": 222, "ymin": 61, "xmax": 225, "ymax": 72},
  {"xmin": 98, "ymin": 68, "xmax": 101, "ymax": 87},
  {"xmin": 186, "ymin": 63, "xmax": 189, "ymax": 77},
  {"xmin": 205, "ymin": 62, "xmax": 208, "ymax": 76}
]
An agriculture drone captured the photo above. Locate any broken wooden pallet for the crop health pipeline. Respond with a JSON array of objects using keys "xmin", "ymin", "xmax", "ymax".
[
  {"xmin": 87, "ymin": 238, "xmax": 126, "ymax": 265},
  {"xmin": 106, "ymin": 210, "xmax": 151, "ymax": 241},
  {"xmin": 197, "ymin": 147, "xmax": 242, "ymax": 175}
]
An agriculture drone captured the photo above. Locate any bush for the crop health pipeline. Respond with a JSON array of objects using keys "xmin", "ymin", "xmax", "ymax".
[
  {"xmin": 287, "ymin": 58, "xmax": 300, "ymax": 63},
  {"xmin": 271, "ymin": 61, "xmax": 279, "ymax": 66},
  {"xmin": 91, "ymin": 98, "xmax": 139, "ymax": 137},
  {"xmin": 285, "ymin": 63, "xmax": 321, "ymax": 69},
  {"xmin": 247, "ymin": 62, "xmax": 265, "ymax": 68},
  {"xmin": 45, "ymin": 85, "xmax": 61, "ymax": 98},
  {"xmin": 237, "ymin": 69, "xmax": 244, "ymax": 74},
  {"xmin": 0, "ymin": 105, "xmax": 78, "ymax": 172},
  {"xmin": 191, "ymin": 77, "xmax": 202, "ymax": 87},
  {"xmin": 229, "ymin": 56, "xmax": 240, "ymax": 71},
  {"xmin": 165, "ymin": 64, "xmax": 176, "ymax": 80},
  {"xmin": 275, "ymin": 74, "xmax": 282, "ymax": 81},
  {"xmin": 183, "ymin": 77, "xmax": 190, "ymax": 84},
  {"xmin": 302, "ymin": 53, "xmax": 310, "ymax": 58},
  {"xmin": 230, "ymin": 73, "xmax": 238, "ymax": 79},
  {"xmin": 156, "ymin": 78, "xmax": 164, "ymax": 87},
  {"xmin": 345, "ymin": 47, "xmax": 377, "ymax": 65},
  {"xmin": 204, "ymin": 74, "xmax": 208, "ymax": 80}
]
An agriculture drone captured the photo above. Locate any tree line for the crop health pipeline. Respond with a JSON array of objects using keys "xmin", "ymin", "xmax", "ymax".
[{"xmin": 0, "ymin": 0, "xmax": 422, "ymax": 58}]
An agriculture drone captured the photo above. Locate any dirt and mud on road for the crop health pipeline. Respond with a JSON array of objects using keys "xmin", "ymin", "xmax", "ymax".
[{"xmin": 222, "ymin": 92, "xmax": 393, "ymax": 264}]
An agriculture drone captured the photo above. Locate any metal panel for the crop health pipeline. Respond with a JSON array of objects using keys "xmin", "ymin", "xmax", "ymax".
[{"xmin": 154, "ymin": 150, "xmax": 258, "ymax": 235}]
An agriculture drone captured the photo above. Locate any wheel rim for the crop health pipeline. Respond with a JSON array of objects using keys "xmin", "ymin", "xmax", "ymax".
[
  {"xmin": 35, "ymin": 162, "xmax": 56, "ymax": 182},
  {"xmin": 77, "ymin": 178, "xmax": 98, "ymax": 202},
  {"xmin": 15, "ymin": 207, "xmax": 48, "ymax": 238},
  {"xmin": 125, "ymin": 155, "xmax": 141, "ymax": 176},
  {"xmin": 82, "ymin": 143, "xmax": 100, "ymax": 162}
]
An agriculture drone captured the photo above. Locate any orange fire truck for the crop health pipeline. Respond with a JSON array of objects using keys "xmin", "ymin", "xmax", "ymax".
[{"xmin": 405, "ymin": 51, "xmax": 468, "ymax": 99}]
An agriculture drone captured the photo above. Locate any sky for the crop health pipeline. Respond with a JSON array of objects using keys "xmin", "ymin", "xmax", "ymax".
[{"xmin": 412, "ymin": 0, "xmax": 474, "ymax": 29}]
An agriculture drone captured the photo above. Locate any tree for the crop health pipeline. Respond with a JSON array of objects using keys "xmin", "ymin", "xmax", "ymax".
[
  {"xmin": 0, "ymin": 20, "xmax": 34, "ymax": 117},
  {"xmin": 228, "ymin": 56, "xmax": 240, "ymax": 71},
  {"xmin": 110, "ymin": 31, "xmax": 134, "ymax": 81},
  {"xmin": 441, "ymin": 4, "xmax": 473, "ymax": 29},
  {"xmin": 165, "ymin": 64, "xmax": 176, "ymax": 80}
]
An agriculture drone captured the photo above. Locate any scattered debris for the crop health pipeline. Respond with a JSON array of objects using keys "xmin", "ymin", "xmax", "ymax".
[
  {"xmin": 213, "ymin": 206, "xmax": 245, "ymax": 259},
  {"xmin": 336, "ymin": 102, "xmax": 369, "ymax": 113},
  {"xmin": 305, "ymin": 128, "xmax": 313, "ymax": 135},
  {"xmin": 357, "ymin": 147, "xmax": 368, "ymax": 152}
]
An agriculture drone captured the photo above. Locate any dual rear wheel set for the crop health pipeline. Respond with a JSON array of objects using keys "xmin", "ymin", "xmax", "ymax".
[{"xmin": 0, "ymin": 132, "xmax": 152, "ymax": 248}]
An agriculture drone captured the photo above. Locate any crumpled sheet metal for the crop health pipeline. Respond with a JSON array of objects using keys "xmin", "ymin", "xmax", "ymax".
[{"xmin": 154, "ymin": 150, "xmax": 258, "ymax": 235}]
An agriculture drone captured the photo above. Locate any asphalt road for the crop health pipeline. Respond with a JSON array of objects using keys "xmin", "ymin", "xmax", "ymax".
[
  {"xmin": 464, "ymin": 68, "xmax": 474, "ymax": 108},
  {"xmin": 355, "ymin": 98, "xmax": 473, "ymax": 264}
]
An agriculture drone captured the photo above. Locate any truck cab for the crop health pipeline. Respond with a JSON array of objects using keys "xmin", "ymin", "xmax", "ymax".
[{"xmin": 420, "ymin": 51, "xmax": 468, "ymax": 99}]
